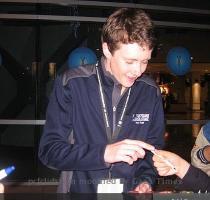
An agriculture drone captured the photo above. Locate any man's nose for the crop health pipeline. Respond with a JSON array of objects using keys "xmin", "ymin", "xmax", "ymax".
[{"xmin": 132, "ymin": 63, "xmax": 141, "ymax": 76}]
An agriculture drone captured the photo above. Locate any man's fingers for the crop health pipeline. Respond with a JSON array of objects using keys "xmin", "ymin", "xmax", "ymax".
[
  {"xmin": 156, "ymin": 166, "xmax": 170, "ymax": 172},
  {"xmin": 121, "ymin": 144, "xmax": 146, "ymax": 158},
  {"xmin": 119, "ymin": 149, "xmax": 137, "ymax": 161},
  {"xmin": 104, "ymin": 139, "xmax": 154, "ymax": 164},
  {"xmin": 157, "ymin": 168, "xmax": 171, "ymax": 176},
  {"xmin": 123, "ymin": 139, "xmax": 154, "ymax": 151},
  {"xmin": 153, "ymin": 158, "xmax": 167, "ymax": 168},
  {"xmin": 134, "ymin": 182, "xmax": 152, "ymax": 193},
  {"xmin": 121, "ymin": 155, "xmax": 134, "ymax": 165}
]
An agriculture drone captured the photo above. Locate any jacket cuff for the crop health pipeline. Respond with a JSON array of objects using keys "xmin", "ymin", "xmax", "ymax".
[
  {"xmin": 197, "ymin": 145, "xmax": 210, "ymax": 164},
  {"xmin": 101, "ymin": 144, "xmax": 111, "ymax": 168}
]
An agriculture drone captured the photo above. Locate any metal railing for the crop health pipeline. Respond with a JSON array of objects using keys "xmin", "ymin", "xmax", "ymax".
[{"xmin": 0, "ymin": 119, "xmax": 208, "ymax": 125}]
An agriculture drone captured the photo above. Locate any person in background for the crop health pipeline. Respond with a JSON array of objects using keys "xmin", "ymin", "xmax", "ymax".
[
  {"xmin": 191, "ymin": 121, "xmax": 210, "ymax": 175},
  {"xmin": 0, "ymin": 183, "xmax": 4, "ymax": 193},
  {"xmin": 153, "ymin": 149, "xmax": 210, "ymax": 192},
  {"xmin": 39, "ymin": 8, "xmax": 165, "ymax": 193}
]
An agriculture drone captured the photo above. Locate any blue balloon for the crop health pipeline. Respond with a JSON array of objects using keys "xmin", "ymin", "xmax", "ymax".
[
  {"xmin": 68, "ymin": 47, "xmax": 97, "ymax": 69},
  {"xmin": 167, "ymin": 47, "xmax": 191, "ymax": 76}
]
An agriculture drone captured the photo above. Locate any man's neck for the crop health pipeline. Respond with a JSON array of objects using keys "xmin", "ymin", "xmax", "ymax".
[
  {"xmin": 103, "ymin": 58, "xmax": 112, "ymax": 74},
  {"xmin": 102, "ymin": 57, "xmax": 127, "ymax": 95},
  {"xmin": 121, "ymin": 87, "xmax": 127, "ymax": 95}
]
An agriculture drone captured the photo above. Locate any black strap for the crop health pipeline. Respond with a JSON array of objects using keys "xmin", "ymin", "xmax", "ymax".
[{"xmin": 95, "ymin": 64, "xmax": 131, "ymax": 143}]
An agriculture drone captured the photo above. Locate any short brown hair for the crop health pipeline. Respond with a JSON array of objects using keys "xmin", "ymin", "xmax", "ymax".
[{"xmin": 101, "ymin": 8, "xmax": 156, "ymax": 54}]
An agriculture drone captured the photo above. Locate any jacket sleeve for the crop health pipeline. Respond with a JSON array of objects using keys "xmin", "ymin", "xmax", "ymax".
[
  {"xmin": 177, "ymin": 165, "xmax": 210, "ymax": 192},
  {"xmin": 134, "ymin": 93, "xmax": 165, "ymax": 188},
  {"xmin": 38, "ymin": 75, "xmax": 109, "ymax": 171},
  {"xmin": 191, "ymin": 127, "xmax": 210, "ymax": 176}
]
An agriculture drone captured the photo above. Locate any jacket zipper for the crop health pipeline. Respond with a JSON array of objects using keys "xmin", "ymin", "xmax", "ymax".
[
  {"xmin": 113, "ymin": 106, "xmax": 116, "ymax": 133},
  {"xmin": 108, "ymin": 106, "xmax": 116, "ymax": 179}
]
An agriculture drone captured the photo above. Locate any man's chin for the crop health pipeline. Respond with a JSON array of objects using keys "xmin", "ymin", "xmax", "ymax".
[{"xmin": 125, "ymin": 82, "xmax": 135, "ymax": 88}]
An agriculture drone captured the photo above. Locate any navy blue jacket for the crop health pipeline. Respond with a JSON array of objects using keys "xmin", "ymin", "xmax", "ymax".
[{"xmin": 39, "ymin": 58, "xmax": 165, "ymax": 193}]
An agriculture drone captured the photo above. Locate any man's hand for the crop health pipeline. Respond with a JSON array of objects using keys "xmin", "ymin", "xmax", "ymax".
[
  {"xmin": 104, "ymin": 139, "xmax": 154, "ymax": 165},
  {"xmin": 132, "ymin": 182, "xmax": 152, "ymax": 193}
]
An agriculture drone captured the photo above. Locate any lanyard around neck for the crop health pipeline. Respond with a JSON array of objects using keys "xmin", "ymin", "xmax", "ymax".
[{"xmin": 95, "ymin": 64, "xmax": 131, "ymax": 143}]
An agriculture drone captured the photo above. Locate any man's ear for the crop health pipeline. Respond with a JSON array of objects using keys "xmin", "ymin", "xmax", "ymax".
[{"xmin": 102, "ymin": 43, "xmax": 112, "ymax": 59}]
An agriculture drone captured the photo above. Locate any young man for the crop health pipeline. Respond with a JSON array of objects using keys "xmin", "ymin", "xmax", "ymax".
[
  {"xmin": 153, "ymin": 149, "xmax": 210, "ymax": 192},
  {"xmin": 39, "ymin": 8, "xmax": 165, "ymax": 193}
]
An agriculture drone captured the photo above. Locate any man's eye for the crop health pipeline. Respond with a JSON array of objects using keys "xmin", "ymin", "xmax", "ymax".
[
  {"xmin": 142, "ymin": 61, "xmax": 148, "ymax": 65},
  {"xmin": 126, "ymin": 61, "xmax": 133, "ymax": 64}
]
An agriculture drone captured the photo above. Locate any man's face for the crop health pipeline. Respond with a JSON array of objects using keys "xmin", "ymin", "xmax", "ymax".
[{"xmin": 103, "ymin": 42, "xmax": 152, "ymax": 89}]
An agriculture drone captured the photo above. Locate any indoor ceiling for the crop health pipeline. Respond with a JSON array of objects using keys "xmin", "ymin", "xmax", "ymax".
[
  {"xmin": 0, "ymin": 0, "xmax": 210, "ymax": 29},
  {"xmin": 0, "ymin": 0, "xmax": 210, "ymax": 74}
]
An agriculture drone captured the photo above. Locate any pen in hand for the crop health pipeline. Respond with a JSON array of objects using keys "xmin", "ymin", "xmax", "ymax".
[
  {"xmin": 0, "ymin": 166, "xmax": 15, "ymax": 180},
  {"xmin": 150, "ymin": 150, "xmax": 177, "ymax": 173}
]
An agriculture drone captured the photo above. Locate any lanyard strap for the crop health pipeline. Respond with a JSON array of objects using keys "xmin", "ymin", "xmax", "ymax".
[{"xmin": 95, "ymin": 64, "xmax": 131, "ymax": 143}]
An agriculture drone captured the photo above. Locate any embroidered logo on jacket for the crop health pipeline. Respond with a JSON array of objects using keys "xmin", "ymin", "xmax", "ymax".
[{"xmin": 132, "ymin": 114, "xmax": 149, "ymax": 124}]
